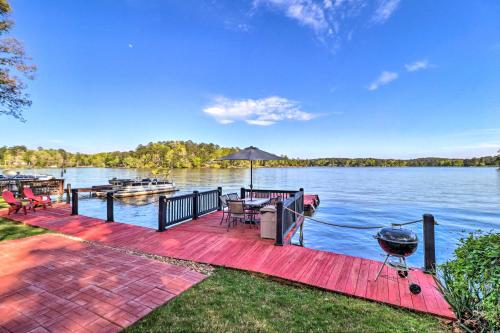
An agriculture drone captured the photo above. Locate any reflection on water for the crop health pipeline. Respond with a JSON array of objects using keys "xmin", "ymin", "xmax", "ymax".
[{"xmin": 3, "ymin": 167, "xmax": 499, "ymax": 266}]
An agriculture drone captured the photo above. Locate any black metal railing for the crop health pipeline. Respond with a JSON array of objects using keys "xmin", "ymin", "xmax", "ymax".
[
  {"xmin": 158, "ymin": 193, "xmax": 194, "ymax": 231},
  {"xmin": 69, "ymin": 186, "xmax": 222, "ymax": 231},
  {"xmin": 197, "ymin": 189, "xmax": 220, "ymax": 216},
  {"xmin": 240, "ymin": 188, "xmax": 299, "ymax": 200},
  {"xmin": 158, "ymin": 188, "xmax": 222, "ymax": 232},
  {"xmin": 275, "ymin": 189, "xmax": 304, "ymax": 245}
]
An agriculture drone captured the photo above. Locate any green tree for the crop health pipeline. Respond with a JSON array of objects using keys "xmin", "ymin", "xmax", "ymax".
[{"xmin": 0, "ymin": 0, "xmax": 36, "ymax": 121}]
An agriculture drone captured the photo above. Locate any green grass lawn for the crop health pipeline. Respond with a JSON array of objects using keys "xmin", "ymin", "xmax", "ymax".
[
  {"xmin": 0, "ymin": 198, "xmax": 8, "ymax": 209},
  {"xmin": 0, "ymin": 217, "xmax": 49, "ymax": 242},
  {"xmin": 126, "ymin": 268, "xmax": 449, "ymax": 333}
]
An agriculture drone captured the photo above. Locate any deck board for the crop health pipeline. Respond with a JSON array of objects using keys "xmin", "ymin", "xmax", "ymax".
[
  {"xmin": 344, "ymin": 256, "xmax": 362, "ymax": 295},
  {"xmin": 334, "ymin": 255, "xmax": 355, "ymax": 293},
  {"xmin": 1, "ymin": 205, "xmax": 455, "ymax": 319}
]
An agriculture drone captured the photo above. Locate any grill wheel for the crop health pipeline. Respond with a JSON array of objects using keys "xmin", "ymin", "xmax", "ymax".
[{"xmin": 409, "ymin": 283, "xmax": 422, "ymax": 295}]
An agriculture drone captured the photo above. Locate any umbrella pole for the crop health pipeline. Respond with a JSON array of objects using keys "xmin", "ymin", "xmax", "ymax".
[{"xmin": 250, "ymin": 160, "xmax": 253, "ymax": 199}]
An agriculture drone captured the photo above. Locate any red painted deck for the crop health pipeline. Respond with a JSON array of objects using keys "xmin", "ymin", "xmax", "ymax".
[
  {"xmin": 0, "ymin": 233, "xmax": 206, "ymax": 333},
  {"xmin": 2, "ymin": 205, "xmax": 455, "ymax": 320}
]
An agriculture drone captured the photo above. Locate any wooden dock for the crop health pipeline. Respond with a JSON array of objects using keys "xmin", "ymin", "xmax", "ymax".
[
  {"xmin": 304, "ymin": 194, "xmax": 320, "ymax": 213},
  {"xmin": 1, "ymin": 205, "xmax": 455, "ymax": 320},
  {"xmin": 0, "ymin": 179, "xmax": 65, "ymax": 197}
]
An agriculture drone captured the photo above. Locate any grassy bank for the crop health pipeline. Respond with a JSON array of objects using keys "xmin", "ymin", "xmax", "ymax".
[
  {"xmin": 0, "ymin": 217, "xmax": 49, "ymax": 242},
  {"xmin": 127, "ymin": 268, "xmax": 449, "ymax": 333}
]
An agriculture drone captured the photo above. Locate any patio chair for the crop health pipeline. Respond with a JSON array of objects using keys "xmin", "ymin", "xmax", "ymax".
[
  {"xmin": 219, "ymin": 194, "xmax": 229, "ymax": 225},
  {"xmin": 226, "ymin": 200, "xmax": 247, "ymax": 231},
  {"xmin": 1, "ymin": 190, "xmax": 32, "ymax": 215},
  {"xmin": 226, "ymin": 199, "xmax": 260, "ymax": 230},
  {"xmin": 227, "ymin": 192, "xmax": 240, "ymax": 200},
  {"xmin": 23, "ymin": 187, "xmax": 52, "ymax": 209}
]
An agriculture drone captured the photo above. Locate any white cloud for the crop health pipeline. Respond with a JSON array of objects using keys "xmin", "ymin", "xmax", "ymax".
[
  {"xmin": 372, "ymin": 0, "xmax": 401, "ymax": 24},
  {"xmin": 128, "ymin": 43, "xmax": 134, "ymax": 48},
  {"xmin": 203, "ymin": 96, "xmax": 315, "ymax": 126},
  {"xmin": 368, "ymin": 71, "xmax": 398, "ymax": 90},
  {"xmin": 254, "ymin": 0, "xmax": 328, "ymax": 32},
  {"xmin": 405, "ymin": 59, "xmax": 429, "ymax": 72},
  {"xmin": 252, "ymin": 0, "xmax": 399, "ymax": 50}
]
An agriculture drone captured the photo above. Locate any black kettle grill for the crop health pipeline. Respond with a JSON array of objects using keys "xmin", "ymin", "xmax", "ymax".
[{"xmin": 374, "ymin": 227, "xmax": 421, "ymax": 295}]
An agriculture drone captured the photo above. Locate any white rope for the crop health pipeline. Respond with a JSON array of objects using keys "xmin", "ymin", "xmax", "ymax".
[{"xmin": 283, "ymin": 206, "xmax": 422, "ymax": 230}]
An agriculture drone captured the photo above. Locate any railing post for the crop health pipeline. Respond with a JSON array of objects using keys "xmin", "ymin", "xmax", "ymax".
[
  {"xmin": 423, "ymin": 214, "xmax": 436, "ymax": 273},
  {"xmin": 290, "ymin": 193, "xmax": 296, "ymax": 223},
  {"xmin": 275, "ymin": 200, "xmax": 284, "ymax": 246},
  {"xmin": 106, "ymin": 192, "xmax": 114, "ymax": 222},
  {"xmin": 240, "ymin": 187, "xmax": 245, "ymax": 199},
  {"xmin": 66, "ymin": 183, "xmax": 72, "ymax": 204},
  {"xmin": 299, "ymin": 188, "xmax": 304, "ymax": 213},
  {"xmin": 158, "ymin": 196, "xmax": 166, "ymax": 232},
  {"xmin": 71, "ymin": 189, "xmax": 78, "ymax": 215},
  {"xmin": 193, "ymin": 191, "xmax": 199, "ymax": 220},
  {"xmin": 299, "ymin": 223, "xmax": 304, "ymax": 247},
  {"xmin": 217, "ymin": 187, "xmax": 223, "ymax": 211}
]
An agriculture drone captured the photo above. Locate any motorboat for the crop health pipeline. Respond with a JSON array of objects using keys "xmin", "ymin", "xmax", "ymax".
[
  {"xmin": 1, "ymin": 171, "xmax": 55, "ymax": 181},
  {"xmin": 93, "ymin": 178, "xmax": 178, "ymax": 198}
]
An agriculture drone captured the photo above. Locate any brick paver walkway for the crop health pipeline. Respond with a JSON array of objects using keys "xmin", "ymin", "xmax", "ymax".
[{"xmin": 0, "ymin": 234, "xmax": 206, "ymax": 333}]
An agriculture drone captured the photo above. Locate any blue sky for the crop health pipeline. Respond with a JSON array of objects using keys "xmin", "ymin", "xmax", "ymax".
[{"xmin": 2, "ymin": 0, "xmax": 499, "ymax": 158}]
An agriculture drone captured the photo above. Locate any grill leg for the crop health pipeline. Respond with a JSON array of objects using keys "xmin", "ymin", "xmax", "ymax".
[
  {"xmin": 401, "ymin": 257, "xmax": 411, "ymax": 279},
  {"xmin": 375, "ymin": 254, "xmax": 390, "ymax": 281},
  {"xmin": 402, "ymin": 257, "xmax": 408, "ymax": 272}
]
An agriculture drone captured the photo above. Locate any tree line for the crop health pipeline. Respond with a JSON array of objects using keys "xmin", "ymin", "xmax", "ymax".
[{"xmin": 0, "ymin": 141, "xmax": 499, "ymax": 169}]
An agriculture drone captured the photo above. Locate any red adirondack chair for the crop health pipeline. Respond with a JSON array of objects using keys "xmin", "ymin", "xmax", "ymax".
[
  {"xmin": 2, "ymin": 190, "xmax": 31, "ymax": 215},
  {"xmin": 23, "ymin": 187, "xmax": 52, "ymax": 209}
]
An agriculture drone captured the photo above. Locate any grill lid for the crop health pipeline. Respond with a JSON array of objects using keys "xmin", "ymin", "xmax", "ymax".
[{"xmin": 377, "ymin": 227, "xmax": 418, "ymax": 243}]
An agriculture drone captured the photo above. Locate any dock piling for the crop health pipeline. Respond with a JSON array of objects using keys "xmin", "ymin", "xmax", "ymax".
[
  {"xmin": 106, "ymin": 192, "xmax": 114, "ymax": 222},
  {"xmin": 66, "ymin": 184, "xmax": 72, "ymax": 204},
  {"xmin": 71, "ymin": 189, "xmax": 78, "ymax": 215},
  {"xmin": 423, "ymin": 214, "xmax": 436, "ymax": 273},
  {"xmin": 158, "ymin": 196, "xmax": 166, "ymax": 232}
]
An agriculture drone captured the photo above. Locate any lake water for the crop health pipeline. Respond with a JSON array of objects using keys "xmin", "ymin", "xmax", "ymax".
[{"xmin": 3, "ymin": 167, "xmax": 499, "ymax": 267}]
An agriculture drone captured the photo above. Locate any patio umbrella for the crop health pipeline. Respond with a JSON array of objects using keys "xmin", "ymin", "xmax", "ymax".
[{"xmin": 218, "ymin": 146, "xmax": 283, "ymax": 198}]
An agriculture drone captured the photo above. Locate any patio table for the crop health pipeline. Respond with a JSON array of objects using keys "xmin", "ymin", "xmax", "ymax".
[
  {"xmin": 242, "ymin": 198, "xmax": 270, "ymax": 224},
  {"xmin": 242, "ymin": 198, "xmax": 270, "ymax": 207}
]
